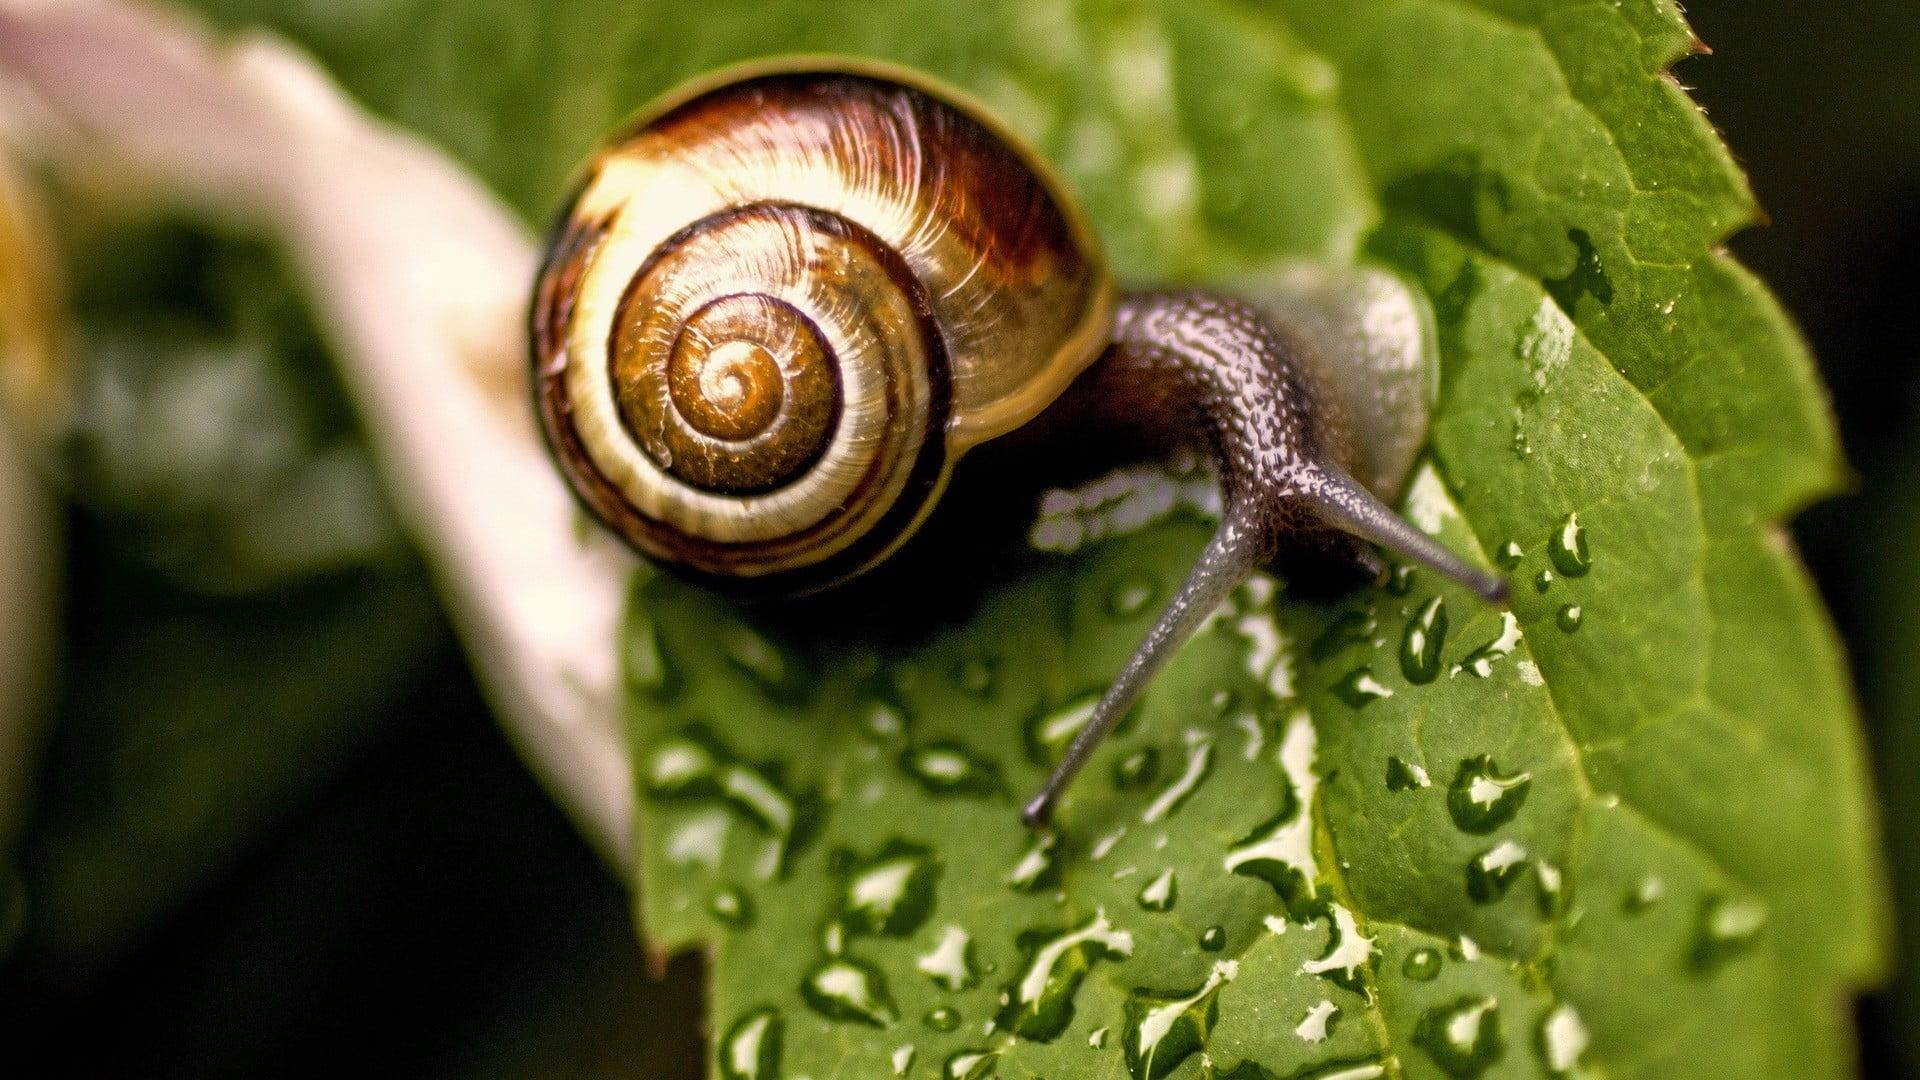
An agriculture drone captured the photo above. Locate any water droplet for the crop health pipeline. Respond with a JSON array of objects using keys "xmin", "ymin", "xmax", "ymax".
[
  {"xmin": 625, "ymin": 610, "xmax": 677, "ymax": 697},
  {"xmin": 1447, "ymin": 755, "xmax": 1532, "ymax": 833},
  {"xmin": 1537, "ymin": 1002, "xmax": 1589, "ymax": 1075},
  {"xmin": 1334, "ymin": 667, "xmax": 1394, "ymax": 707},
  {"xmin": 1290, "ymin": 1061, "xmax": 1388, "ymax": 1080},
  {"xmin": 1533, "ymin": 569, "xmax": 1554, "ymax": 593},
  {"xmin": 953, "ymin": 657, "xmax": 997, "ymax": 697},
  {"xmin": 1450, "ymin": 612, "xmax": 1522, "ymax": 678},
  {"xmin": 1114, "ymin": 747, "xmax": 1161, "ymax": 790},
  {"xmin": 902, "ymin": 742, "xmax": 1003, "ymax": 798},
  {"xmin": 1138, "ymin": 869, "xmax": 1178, "ymax": 912},
  {"xmin": 923, "ymin": 1006, "xmax": 961, "ymax": 1032},
  {"xmin": 917, "ymin": 924, "xmax": 977, "ymax": 991},
  {"xmin": 864, "ymin": 700, "xmax": 910, "ymax": 744},
  {"xmin": 1453, "ymin": 935, "xmax": 1482, "ymax": 961},
  {"xmin": 1108, "ymin": 577, "xmax": 1159, "ymax": 618},
  {"xmin": 1123, "ymin": 959, "xmax": 1237, "ymax": 1080},
  {"xmin": 1403, "ymin": 946, "xmax": 1443, "ymax": 981},
  {"xmin": 1495, "ymin": 541, "xmax": 1524, "ymax": 570},
  {"xmin": 1413, "ymin": 996, "xmax": 1504, "ymax": 1077},
  {"xmin": 1466, "ymin": 840, "xmax": 1531, "ymax": 903},
  {"xmin": 1295, "ymin": 999, "xmax": 1339, "ymax": 1043},
  {"xmin": 892, "ymin": 1044, "xmax": 917, "ymax": 1077},
  {"xmin": 801, "ymin": 955, "xmax": 898, "ymax": 1027},
  {"xmin": 1025, "ymin": 694, "xmax": 1100, "ymax": 766},
  {"xmin": 1535, "ymin": 861, "xmax": 1568, "ymax": 917},
  {"xmin": 1301, "ymin": 904, "xmax": 1376, "ymax": 991},
  {"xmin": 710, "ymin": 886, "xmax": 753, "ymax": 928},
  {"xmin": 1556, "ymin": 604, "xmax": 1583, "ymax": 633},
  {"xmin": 1510, "ymin": 422, "xmax": 1532, "ymax": 460},
  {"xmin": 644, "ymin": 726, "xmax": 817, "ymax": 875},
  {"xmin": 719, "ymin": 1006, "xmax": 783, "ymax": 1080},
  {"xmin": 724, "ymin": 624, "xmax": 801, "ymax": 701},
  {"xmin": 1199, "ymin": 925, "xmax": 1227, "ymax": 951},
  {"xmin": 1690, "ymin": 894, "xmax": 1767, "ymax": 973},
  {"xmin": 1389, "ymin": 564, "xmax": 1417, "ymax": 595},
  {"xmin": 998, "ymin": 909, "xmax": 1135, "ymax": 1041},
  {"xmin": 1312, "ymin": 609, "xmax": 1378, "ymax": 660},
  {"xmin": 1624, "ymin": 875, "xmax": 1664, "ymax": 914},
  {"xmin": 943, "ymin": 1047, "xmax": 999, "ymax": 1080},
  {"xmin": 1089, "ymin": 1026, "xmax": 1110, "ymax": 1049},
  {"xmin": 1142, "ymin": 732, "xmax": 1214, "ymax": 822},
  {"xmin": 1007, "ymin": 833, "xmax": 1058, "ymax": 892},
  {"xmin": 1225, "ymin": 714, "xmax": 1318, "ymax": 919},
  {"xmin": 1548, "ymin": 513, "xmax": 1591, "ymax": 577},
  {"xmin": 1386, "ymin": 756, "xmax": 1432, "ymax": 791},
  {"xmin": 839, "ymin": 841, "xmax": 939, "ymax": 937},
  {"xmin": 1399, "ymin": 596, "xmax": 1448, "ymax": 684}
]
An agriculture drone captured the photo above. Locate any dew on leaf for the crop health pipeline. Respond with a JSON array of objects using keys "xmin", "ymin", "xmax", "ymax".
[
  {"xmin": 952, "ymin": 657, "xmax": 998, "ymax": 696},
  {"xmin": 1399, "ymin": 596, "xmax": 1448, "ymax": 684},
  {"xmin": 1624, "ymin": 875, "xmax": 1665, "ymax": 914},
  {"xmin": 1200, "ymin": 925, "xmax": 1227, "ymax": 951},
  {"xmin": 1450, "ymin": 612, "xmax": 1522, "ymax": 678},
  {"xmin": 1556, "ymin": 604, "xmax": 1583, "ymax": 633},
  {"xmin": 1453, "ymin": 936, "xmax": 1482, "ymax": 961},
  {"xmin": 723, "ymin": 623, "xmax": 799, "ymax": 701},
  {"xmin": 923, "ymin": 1006, "xmax": 961, "ymax": 1032},
  {"xmin": 917, "ymin": 924, "xmax": 978, "ymax": 991},
  {"xmin": 1388, "ymin": 563, "xmax": 1416, "ymax": 595},
  {"xmin": 1535, "ymin": 861, "xmax": 1568, "ymax": 917},
  {"xmin": 1115, "ymin": 747, "xmax": 1161, "ymax": 790},
  {"xmin": 1495, "ymin": 541, "xmax": 1524, "ymax": 570},
  {"xmin": 839, "ymin": 841, "xmax": 939, "ymax": 937},
  {"xmin": 1538, "ymin": 1003, "xmax": 1590, "ymax": 1075},
  {"xmin": 997, "ymin": 908, "xmax": 1135, "ymax": 1041},
  {"xmin": 1122, "ymin": 959, "xmax": 1237, "ymax": 1080},
  {"xmin": 625, "ymin": 608, "xmax": 676, "ymax": 698},
  {"xmin": 1386, "ymin": 755, "xmax": 1432, "ymax": 791},
  {"xmin": 1447, "ymin": 755, "xmax": 1532, "ymax": 833},
  {"xmin": 1548, "ymin": 513, "xmax": 1592, "ymax": 577},
  {"xmin": 1301, "ymin": 904, "xmax": 1376, "ymax": 991},
  {"xmin": 709, "ymin": 886, "xmax": 753, "ymax": 928},
  {"xmin": 902, "ymin": 742, "xmax": 1003, "ymax": 798},
  {"xmin": 1142, "ymin": 732, "xmax": 1214, "ymax": 822},
  {"xmin": 719, "ymin": 1006, "xmax": 782, "ymax": 1080},
  {"xmin": 1333, "ymin": 667, "xmax": 1394, "ymax": 707},
  {"xmin": 1311, "ymin": 608, "xmax": 1378, "ymax": 660},
  {"xmin": 1295, "ymin": 999, "xmax": 1339, "ymax": 1043},
  {"xmin": 944, "ymin": 1047, "xmax": 1000, "ymax": 1080},
  {"xmin": 1138, "ymin": 868, "xmax": 1178, "ymax": 912},
  {"xmin": 1089, "ymin": 1026, "xmax": 1110, "ymax": 1049},
  {"xmin": 1007, "ymin": 833, "xmax": 1059, "ymax": 892},
  {"xmin": 1403, "ymin": 946, "xmax": 1444, "ymax": 981},
  {"xmin": 801, "ymin": 955, "xmax": 898, "ymax": 1027},
  {"xmin": 1290, "ymin": 1062, "xmax": 1388, "ymax": 1080},
  {"xmin": 1091, "ymin": 826, "xmax": 1128, "ymax": 861},
  {"xmin": 1690, "ymin": 894, "xmax": 1768, "ymax": 973},
  {"xmin": 1466, "ymin": 840, "xmax": 1531, "ymax": 903},
  {"xmin": 644, "ymin": 726, "xmax": 816, "ymax": 874},
  {"xmin": 864, "ymin": 701, "xmax": 910, "ymax": 744},
  {"xmin": 891, "ymin": 1044, "xmax": 916, "ymax": 1077},
  {"xmin": 1025, "ymin": 693, "xmax": 1099, "ymax": 766},
  {"xmin": 1533, "ymin": 569, "xmax": 1554, "ymax": 593},
  {"xmin": 1413, "ymin": 996, "xmax": 1504, "ymax": 1077},
  {"xmin": 1108, "ymin": 577, "xmax": 1160, "ymax": 618},
  {"xmin": 1225, "ymin": 713, "xmax": 1318, "ymax": 919}
]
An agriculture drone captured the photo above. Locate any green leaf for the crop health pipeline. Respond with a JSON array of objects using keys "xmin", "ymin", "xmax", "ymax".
[{"xmin": 183, "ymin": 0, "xmax": 1886, "ymax": 1076}]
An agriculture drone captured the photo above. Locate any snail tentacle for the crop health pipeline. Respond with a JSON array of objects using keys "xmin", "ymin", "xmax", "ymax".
[{"xmin": 1023, "ymin": 290, "xmax": 1507, "ymax": 826}]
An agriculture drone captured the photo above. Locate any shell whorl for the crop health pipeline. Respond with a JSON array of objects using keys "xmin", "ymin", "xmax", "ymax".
[{"xmin": 534, "ymin": 62, "xmax": 1112, "ymax": 589}]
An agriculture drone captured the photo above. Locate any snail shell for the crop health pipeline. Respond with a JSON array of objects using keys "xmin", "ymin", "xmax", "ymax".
[{"xmin": 533, "ymin": 59, "xmax": 1113, "ymax": 590}]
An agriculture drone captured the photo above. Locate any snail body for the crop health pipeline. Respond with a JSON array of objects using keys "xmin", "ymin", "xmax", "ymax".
[{"xmin": 533, "ymin": 60, "xmax": 1506, "ymax": 825}]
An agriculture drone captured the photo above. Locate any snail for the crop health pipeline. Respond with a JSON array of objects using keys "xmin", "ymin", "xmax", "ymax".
[{"xmin": 531, "ymin": 59, "xmax": 1508, "ymax": 828}]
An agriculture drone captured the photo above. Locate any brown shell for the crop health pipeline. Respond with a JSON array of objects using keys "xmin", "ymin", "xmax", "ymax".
[{"xmin": 532, "ymin": 59, "xmax": 1113, "ymax": 590}]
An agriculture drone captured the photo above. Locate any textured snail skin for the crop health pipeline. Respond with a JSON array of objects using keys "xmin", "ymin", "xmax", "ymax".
[{"xmin": 531, "ymin": 60, "xmax": 1507, "ymax": 826}]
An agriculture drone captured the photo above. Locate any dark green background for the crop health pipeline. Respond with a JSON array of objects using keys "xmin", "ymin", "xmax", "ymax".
[{"xmin": 3, "ymin": 0, "xmax": 1916, "ymax": 1076}]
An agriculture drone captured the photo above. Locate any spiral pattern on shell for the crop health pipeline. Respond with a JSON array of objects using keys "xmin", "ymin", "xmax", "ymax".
[{"xmin": 533, "ymin": 62, "xmax": 1112, "ymax": 590}]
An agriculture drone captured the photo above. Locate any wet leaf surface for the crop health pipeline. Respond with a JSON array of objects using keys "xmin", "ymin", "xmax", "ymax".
[{"xmin": 184, "ymin": 0, "xmax": 1887, "ymax": 1076}]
